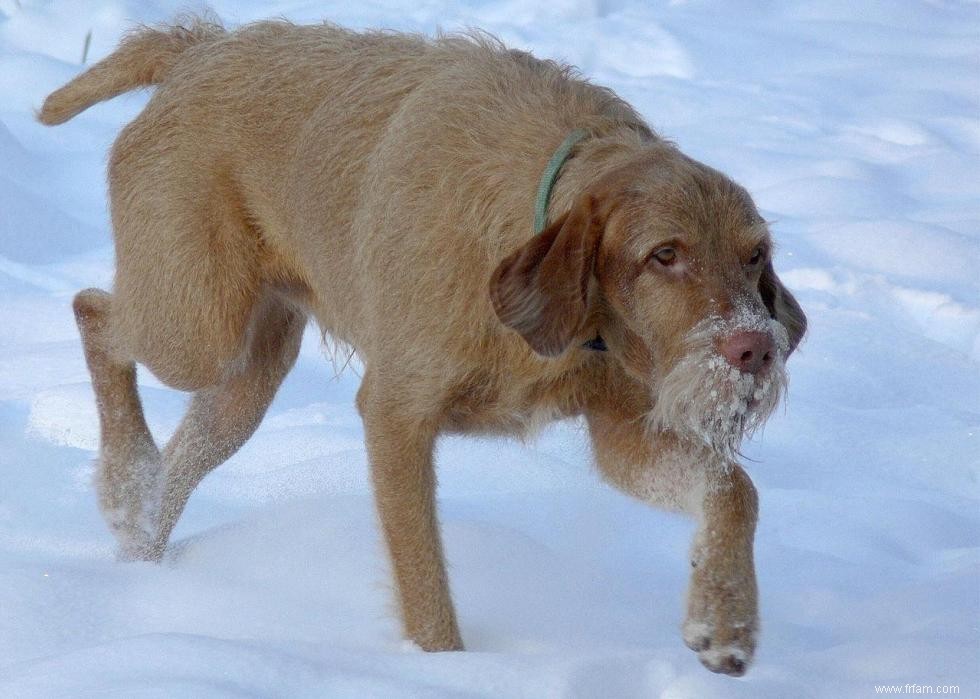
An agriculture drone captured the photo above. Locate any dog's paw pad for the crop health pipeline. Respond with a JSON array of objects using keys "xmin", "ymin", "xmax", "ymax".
[
  {"xmin": 697, "ymin": 643, "xmax": 751, "ymax": 676},
  {"xmin": 683, "ymin": 618, "xmax": 755, "ymax": 676}
]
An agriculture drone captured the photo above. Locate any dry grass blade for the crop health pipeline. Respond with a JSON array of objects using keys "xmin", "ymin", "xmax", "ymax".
[{"xmin": 81, "ymin": 29, "xmax": 92, "ymax": 64}]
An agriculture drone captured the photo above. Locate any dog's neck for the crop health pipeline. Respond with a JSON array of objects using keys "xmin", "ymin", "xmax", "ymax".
[
  {"xmin": 535, "ymin": 129, "xmax": 612, "ymax": 353},
  {"xmin": 534, "ymin": 128, "xmax": 591, "ymax": 235}
]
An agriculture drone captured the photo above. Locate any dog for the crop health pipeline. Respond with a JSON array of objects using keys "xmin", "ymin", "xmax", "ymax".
[{"xmin": 40, "ymin": 17, "xmax": 806, "ymax": 676}]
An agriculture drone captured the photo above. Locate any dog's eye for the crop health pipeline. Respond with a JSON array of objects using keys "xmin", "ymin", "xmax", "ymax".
[
  {"xmin": 747, "ymin": 247, "xmax": 765, "ymax": 266},
  {"xmin": 650, "ymin": 247, "xmax": 677, "ymax": 267}
]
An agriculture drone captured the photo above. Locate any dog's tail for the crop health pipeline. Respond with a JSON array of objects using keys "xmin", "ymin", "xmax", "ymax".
[{"xmin": 38, "ymin": 18, "xmax": 225, "ymax": 126}]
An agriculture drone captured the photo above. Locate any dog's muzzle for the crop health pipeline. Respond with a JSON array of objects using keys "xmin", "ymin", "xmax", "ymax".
[{"xmin": 648, "ymin": 312, "xmax": 790, "ymax": 459}]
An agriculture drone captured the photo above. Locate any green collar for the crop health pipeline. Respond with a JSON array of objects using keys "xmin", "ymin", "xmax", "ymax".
[
  {"xmin": 531, "ymin": 128, "xmax": 607, "ymax": 353},
  {"xmin": 534, "ymin": 128, "xmax": 589, "ymax": 234}
]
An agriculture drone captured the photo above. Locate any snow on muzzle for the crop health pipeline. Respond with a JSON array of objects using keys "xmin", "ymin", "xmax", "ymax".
[{"xmin": 647, "ymin": 310, "xmax": 790, "ymax": 459}]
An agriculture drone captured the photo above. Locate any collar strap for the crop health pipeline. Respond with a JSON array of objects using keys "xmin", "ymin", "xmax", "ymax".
[
  {"xmin": 534, "ymin": 128, "xmax": 590, "ymax": 235},
  {"xmin": 532, "ymin": 129, "xmax": 606, "ymax": 353}
]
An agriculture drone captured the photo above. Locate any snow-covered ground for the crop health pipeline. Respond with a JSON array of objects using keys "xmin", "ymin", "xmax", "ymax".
[{"xmin": 1, "ymin": 1, "xmax": 978, "ymax": 696}]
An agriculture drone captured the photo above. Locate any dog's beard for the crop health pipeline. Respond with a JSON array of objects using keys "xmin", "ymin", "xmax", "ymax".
[{"xmin": 648, "ymin": 314, "xmax": 789, "ymax": 460}]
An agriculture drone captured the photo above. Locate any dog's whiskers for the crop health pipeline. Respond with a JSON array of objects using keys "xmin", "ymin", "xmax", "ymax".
[{"xmin": 646, "ymin": 315, "xmax": 788, "ymax": 460}]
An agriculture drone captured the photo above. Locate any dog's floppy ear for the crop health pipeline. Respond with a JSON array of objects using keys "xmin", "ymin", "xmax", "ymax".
[
  {"xmin": 759, "ymin": 261, "xmax": 807, "ymax": 356},
  {"xmin": 490, "ymin": 193, "xmax": 604, "ymax": 357}
]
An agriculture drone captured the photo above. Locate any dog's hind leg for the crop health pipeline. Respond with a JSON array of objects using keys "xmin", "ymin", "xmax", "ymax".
[
  {"xmin": 149, "ymin": 292, "xmax": 305, "ymax": 555},
  {"xmin": 74, "ymin": 288, "xmax": 164, "ymax": 560}
]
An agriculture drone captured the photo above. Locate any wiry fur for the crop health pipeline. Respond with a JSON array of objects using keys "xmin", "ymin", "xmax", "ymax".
[
  {"xmin": 41, "ymin": 17, "xmax": 806, "ymax": 677},
  {"xmin": 649, "ymin": 312, "xmax": 790, "ymax": 458}
]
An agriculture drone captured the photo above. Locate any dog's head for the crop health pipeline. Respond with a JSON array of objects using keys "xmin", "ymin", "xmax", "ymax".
[{"xmin": 490, "ymin": 142, "xmax": 806, "ymax": 457}]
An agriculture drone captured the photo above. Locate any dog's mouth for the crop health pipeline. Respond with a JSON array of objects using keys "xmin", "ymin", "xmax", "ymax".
[{"xmin": 647, "ymin": 315, "xmax": 789, "ymax": 459}]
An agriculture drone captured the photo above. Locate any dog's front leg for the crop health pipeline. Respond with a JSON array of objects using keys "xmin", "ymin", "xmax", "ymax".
[
  {"xmin": 358, "ymin": 377, "xmax": 463, "ymax": 652},
  {"xmin": 681, "ymin": 461, "xmax": 758, "ymax": 676},
  {"xmin": 586, "ymin": 405, "xmax": 758, "ymax": 676}
]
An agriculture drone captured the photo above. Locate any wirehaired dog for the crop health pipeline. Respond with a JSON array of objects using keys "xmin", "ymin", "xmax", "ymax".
[{"xmin": 40, "ymin": 17, "xmax": 805, "ymax": 676}]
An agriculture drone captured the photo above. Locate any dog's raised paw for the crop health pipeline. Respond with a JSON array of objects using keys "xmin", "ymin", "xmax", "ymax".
[
  {"xmin": 683, "ymin": 617, "xmax": 755, "ymax": 676},
  {"xmin": 696, "ymin": 640, "xmax": 751, "ymax": 676},
  {"xmin": 72, "ymin": 287, "xmax": 111, "ymax": 323}
]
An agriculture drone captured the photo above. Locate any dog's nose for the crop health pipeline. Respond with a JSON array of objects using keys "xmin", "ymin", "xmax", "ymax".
[{"xmin": 718, "ymin": 331, "xmax": 774, "ymax": 374}]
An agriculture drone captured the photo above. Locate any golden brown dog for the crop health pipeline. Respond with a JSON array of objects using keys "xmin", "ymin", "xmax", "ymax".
[{"xmin": 40, "ymin": 17, "xmax": 805, "ymax": 676}]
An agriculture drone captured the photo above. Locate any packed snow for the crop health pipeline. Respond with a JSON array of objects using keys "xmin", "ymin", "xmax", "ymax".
[{"xmin": 1, "ymin": 1, "xmax": 978, "ymax": 697}]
